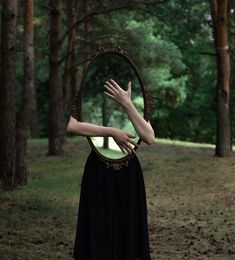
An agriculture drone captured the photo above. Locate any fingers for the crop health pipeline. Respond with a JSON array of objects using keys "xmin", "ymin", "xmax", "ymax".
[
  {"xmin": 127, "ymin": 81, "xmax": 132, "ymax": 92},
  {"xmin": 104, "ymin": 84, "xmax": 117, "ymax": 96},
  {"xmin": 105, "ymin": 79, "xmax": 124, "ymax": 94},
  {"xmin": 105, "ymin": 80, "xmax": 119, "ymax": 93},
  {"xmin": 104, "ymin": 91, "xmax": 115, "ymax": 100},
  {"xmin": 127, "ymin": 133, "xmax": 139, "ymax": 147},
  {"xmin": 117, "ymin": 144, "xmax": 126, "ymax": 154},
  {"xmin": 122, "ymin": 143, "xmax": 134, "ymax": 154},
  {"xmin": 127, "ymin": 138, "xmax": 139, "ymax": 147},
  {"xmin": 116, "ymin": 141, "xmax": 131, "ymax": 154},
  {"xmin": 115, "ymin": 139, "xmax": 136, "ymax": 154},
  {"xmin": 114, "ymin": 132, "xmax": 139, "ymax": 154},
  {"xmin": 109, "ymin": 79, "xmax": 121, "ymax": 90},
  {"xmin": 123, "ymin": 139, "xmax": 137, "ymax": 154}
]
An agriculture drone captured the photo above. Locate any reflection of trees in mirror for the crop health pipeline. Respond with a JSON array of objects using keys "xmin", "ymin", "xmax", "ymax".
[
  {"xmin": 91, "ymin": 137, "xmax": 130, "ymax": 159},
  {"xmin": 82, "ymin": 53, "xmax": 144, "ymax": 157}
]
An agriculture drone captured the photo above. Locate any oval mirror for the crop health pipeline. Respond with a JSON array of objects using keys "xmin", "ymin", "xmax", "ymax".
[{"xmin": 74, "ymin": 45, "xmax": 150, "ymax": 167}]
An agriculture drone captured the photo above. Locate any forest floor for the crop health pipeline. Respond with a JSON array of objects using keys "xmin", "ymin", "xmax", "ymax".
[{"xmin": 0, "ymin": 137, "xmax": 235, "ymax": 260}]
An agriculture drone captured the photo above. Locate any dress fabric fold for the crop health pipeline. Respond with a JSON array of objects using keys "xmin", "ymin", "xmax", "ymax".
[{"xmin": 73, "ymin": 149, "xmax": 151, "ymax": 260}]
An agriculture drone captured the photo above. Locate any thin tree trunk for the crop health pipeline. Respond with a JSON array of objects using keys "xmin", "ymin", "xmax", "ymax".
[
  {"xmin": 63, "ymin": 0, "xmax": 78, "ymax": 111},
  {"xmin": 82, "ymin": 0, "xmax": 91, "ymax": 72},
  {"xmin": 48, "ymin": 0, "xmax": 66, "ymax": 155},
  {"xmin": 228, "ymin": 0, "xmax": 234, "ymax": 150},
  {"xmin": 76, "ymin": 0, "xmax": 91, "ymax": 81},
  {"xmin": 15, "ymin": 0, "xmax": 36, "ymax": 185},
  {"xmin": 30, "ymin": 77, "xmax": 40, "ymax": 138},
  {"xmin": 0, "ymin": 0, "xmax": 17, "ymax": 190},
  {"xmin": 210, "ymin": 0, "xmax": 232, "ymax": 156},
  {"xmin": 30, "ymin": 104, "xmax": 40, "ymax": 137}
]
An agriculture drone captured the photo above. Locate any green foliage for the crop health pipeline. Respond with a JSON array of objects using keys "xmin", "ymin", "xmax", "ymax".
[
  {"xmin": 82, "ymin": 53, "xmax": 143, "ymax": 134},
  {"xmin": 143, "ymin": 1, "xmax": 220, "ymax": 143},
  {"xmin": 125, "ymin": 18, "xmax": 188, "ymax": 110},
  {"xmin": 13, "ymin": 1, "xmax": 235, "ymax": 144}
]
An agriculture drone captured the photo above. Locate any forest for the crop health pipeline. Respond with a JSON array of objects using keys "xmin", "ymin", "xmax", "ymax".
[
  {"xmin": 0, "ymin": 0, "xmax": 234, "ymax": 189},
  {"xmin": 0, "ymin": 1, "xmax": 235, "ymax": 259}
]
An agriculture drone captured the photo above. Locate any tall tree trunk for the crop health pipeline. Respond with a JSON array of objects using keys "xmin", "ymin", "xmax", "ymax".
[
  {"xmin": 0, "ymin": 0, "xmax": 17, "ymax": 190},
  {"xmin": 48, "ymin": 0, "xmax": 66, "ymax": 155},
  {"xmin": 15, "ymin": 0, "xmax": 36, "ymax": 185},
  {"xmin": 63, "ymin": 0, "xmax": 78, "ymax": 112},
  {"xmin": 76, "ymin": 0, "xmax": 91, "ymax": 79},
  {"xmin": 30, "ymin": 103, "xmax": 40, "ymax": 137},
  {"xmin": 228, "ymin": 0, "xmax": 235, "ymax": 145},
  {"xmin": 30, "ymin": 77, "xmax": 40, "ymax": 138},
  {"xmin": 82, "ymin": 0, "xmax": 91, "ymax": 71},
  {"xmin": 210, "ymin": 0, "xmax": 232, "ymax": 157}
]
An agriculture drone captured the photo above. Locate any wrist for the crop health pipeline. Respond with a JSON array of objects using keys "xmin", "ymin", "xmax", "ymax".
[
  {"xmin": 123, "ymin": 99, "xmax": 134, "ymax": 112},
  {"xmin": 122, "ymin": 99, "xmax": 133, "ymax": 110},
  {"xmin": 106, "ymin": 126, "xmax": 116, "ymax": 137}
]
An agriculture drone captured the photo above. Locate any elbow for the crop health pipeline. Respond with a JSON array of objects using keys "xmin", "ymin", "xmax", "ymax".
[
  {"xmin": 144, "ymin": 136, "xmax": 155, "ymax": 145},
  {"xmin": 66, "ymin": 116, "xmax": 77, "ymax": 133},
  {"xmin": 67, "ymin": 122, "xmax": 73, "ymax": 133},
  {"xmin": 67, "ymin": 123, "xmax": 73, "ymax": 133},
  {"xmin": 142, "ymin": 121, "xmax": 155, "ymax": 145},
  {"xmin": 144, "ymin": 130, "xmax": 155, "ymax": 145}
]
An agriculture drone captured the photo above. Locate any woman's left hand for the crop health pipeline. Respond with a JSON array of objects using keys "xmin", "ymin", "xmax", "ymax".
[{"xmin": 104, "ymin": 79, "xmax": 132, "ymax": 108}]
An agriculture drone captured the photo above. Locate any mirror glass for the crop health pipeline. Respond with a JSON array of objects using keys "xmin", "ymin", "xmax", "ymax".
[{"xmin": 82, "ymin": 53, "xmax": 144, "ymax": 159}]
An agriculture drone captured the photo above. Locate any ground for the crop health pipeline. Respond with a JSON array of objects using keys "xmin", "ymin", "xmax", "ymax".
[{"xmin": 0, "ymin": 137, "xmax": 235, "ymax": 259}]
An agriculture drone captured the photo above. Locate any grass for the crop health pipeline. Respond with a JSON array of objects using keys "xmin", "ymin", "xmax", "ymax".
[
  {"xmin": 90, "ymin": 136, "xmax": 135, "ymax": 158},
  {"xmin": 0, "ymin": 136, "xmax": 235, "ymax": 259}
]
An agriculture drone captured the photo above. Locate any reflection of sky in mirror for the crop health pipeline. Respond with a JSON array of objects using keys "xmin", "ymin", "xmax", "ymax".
[{"xmin": 82, "ymin": 53, "xmax": 144, "ymax": 159}]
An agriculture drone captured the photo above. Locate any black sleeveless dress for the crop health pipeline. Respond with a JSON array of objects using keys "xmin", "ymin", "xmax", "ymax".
[{"xmin": 73, "ymin": 149, "xmax": 151, "ymax": 260}]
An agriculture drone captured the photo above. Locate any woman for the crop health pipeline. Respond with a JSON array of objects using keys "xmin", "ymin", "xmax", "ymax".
[{"xmin": 67, "ymin": 79, "xmax": 155, "ymax": 260}]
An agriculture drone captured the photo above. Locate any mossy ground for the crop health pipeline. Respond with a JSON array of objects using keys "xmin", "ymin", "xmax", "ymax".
[{"xmin": 0, "ymin": 137, "xmax": 235, "ymax": 259}]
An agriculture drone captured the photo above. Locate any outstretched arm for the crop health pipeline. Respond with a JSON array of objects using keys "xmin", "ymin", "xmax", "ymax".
[
  {"xmin": 67, "ymin": 116, "xmax": 138, "ymax": 154},
  {"xmin": 104, "ymin": 79, "xmax": 155, "ymax": 145}
]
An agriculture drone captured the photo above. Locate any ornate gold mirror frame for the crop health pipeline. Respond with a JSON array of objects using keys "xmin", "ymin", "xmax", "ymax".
[{"xmin": 72, "ymin": 44, "xmax": 154, "ymax": 170}]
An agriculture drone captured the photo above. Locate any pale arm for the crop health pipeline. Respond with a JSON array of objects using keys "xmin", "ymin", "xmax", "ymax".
[
  {"xmin": 104, "ymin": 79, "xmax": 155, "ymax": 145},
  {"xmin": 123, "ymin": 101, "xmax": 155, "ymax": 145},
  {"xmin": 67, "ymin": 116, "xmax": 114, "ymax": 136},
  {"xmin": 67, "ymin": 116, "xmax": 138, "ymax": 154}
]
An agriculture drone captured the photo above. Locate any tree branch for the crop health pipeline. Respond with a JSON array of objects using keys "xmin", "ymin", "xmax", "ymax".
[
  {"xmin": 136, "ymin": 6, "xmax": 170, "ymax": 25},
  {"xmin": 199, "ymin": 51, "xmax": 216, "ymax": 56},
  {"xmin": 59, "ymin": 0, "xmax": 170, "ymax": 46},
  {"xmin": 67, "ymin": 55, "xmax": 97, "ymax": 72},
  {"xmin": 59, "ymin": 49, "xmax": 75, "ymax": 65}
]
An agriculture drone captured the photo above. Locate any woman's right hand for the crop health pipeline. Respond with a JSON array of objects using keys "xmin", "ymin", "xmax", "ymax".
[{"xmin": 110, "ymin": 127, "xmax": 138, "ymax": 154}]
